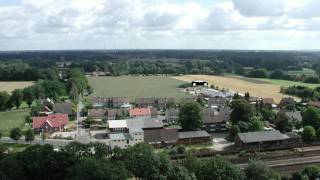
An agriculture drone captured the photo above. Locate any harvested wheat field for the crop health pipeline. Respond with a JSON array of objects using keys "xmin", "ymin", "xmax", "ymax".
[
  {"xmin": 173, "ymin": 75, "xmax": 297, "ymax": 103},
  {"xmin": 0, "ymin": 81, "xmax": 34, "ymax": 93}
]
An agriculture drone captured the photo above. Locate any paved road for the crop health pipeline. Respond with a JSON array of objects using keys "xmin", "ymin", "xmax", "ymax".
[
  {"xmin": 0, "ymin": 137, "xmax": 71, "ymax": 147},
  {"xmin": 75, "ymin": 100, "xmax": 90, "ymax": 144},
  {"xmin": 238, "ymin": 155, "xmax": 320, "ymax": 169}
]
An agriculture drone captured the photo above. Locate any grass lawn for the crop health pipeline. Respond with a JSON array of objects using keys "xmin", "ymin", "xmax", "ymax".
[
  {"xmin": 226, "ymin": 74, "xmax": 319, "ymax": 89},
  {"xmin": 88, "ymin": 76, "xmax": 190, "ymax": 100},
  {"xmin": 288, "ymin": 68, "xmax": 317, "ymax": 76},
  {"xmin": 247, "ymin": 78, "xmax": 319, "ymax": 89},
  {"xmin": 0, "ymin": 109, "xmax": 30, "ymax": 136},
  {"xmin": 2, "ymin": 143, "xmax": 30, "ymax": 152}
]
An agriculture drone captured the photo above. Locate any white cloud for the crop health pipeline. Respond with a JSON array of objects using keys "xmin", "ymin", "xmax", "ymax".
[{"xmin": 0, "ymin": 0, "xmax": 319, "ymax": 50}]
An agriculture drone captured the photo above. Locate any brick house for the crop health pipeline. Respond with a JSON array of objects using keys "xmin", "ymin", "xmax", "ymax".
[
  {"xmin": 135, "ymin": 98, "xmax": 156, "ymax": 108},
  {"xmin": 32, "ymin": 114, "xmax": 69, "ymax": 133},
  {"xmin": 129, "ymin": 108, "xmax": 152, "ymax": 118},
  {"xmin": 235, "ymin": 131, "xmax": 290, "ymax": 149},
  {"xmin": 177, "ymin": 131, "xmax": 211, "ymax": 145},
  {"xmin": 208, "ymin": 97, "xmax": 228, "ymax": 108},
  {"xmin": 202, "ymin": 108, "xmax": 229, "ymax": 132},
  {"xmin": 165, "ymin": 108, "xmax": 179, "ymax": 124}
]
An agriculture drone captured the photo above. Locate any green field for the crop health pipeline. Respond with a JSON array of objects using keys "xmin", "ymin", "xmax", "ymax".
[
  {"xmin": 88, "ymin": 76, "xmax": 190, "ymax": 100},
  {"xmin": 0, "ymin": 109, "xmax": 29, "ymax": 136},
  {"xmin": 288, "ymin": 68, "xmax": 317, "ymax": 76},
  {"xmin": 233, "ymin": 75, "xmax": 319, "ymax": 89}
]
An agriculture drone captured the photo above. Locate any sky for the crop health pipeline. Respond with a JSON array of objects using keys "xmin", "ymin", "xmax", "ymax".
[{"xmin": 0, "ymin": 0, "xmax": 320, "ymax": 50}]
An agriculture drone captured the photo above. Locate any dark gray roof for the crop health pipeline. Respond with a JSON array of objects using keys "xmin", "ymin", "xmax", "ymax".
[
  {"xmin": 53, "ymin": 102, "xmax": 73, "ymax": 115},
  {"xmin": 202, "ymin": 108, "xmax": 229, "ymax": 124},
  {"xmin": 208, "ymin": 97, "xmax": 228, "ymax": 106},
  {"xmin": 144, "ymin": 129, "xmax": 178, "ymax": 143},
  {"xmin": 88, "ymin": 109, "xmax": 107, "ymax": 119},
  {"xmin": 237, "ymin": 131, "xmax": 289, "ymax": 143},
  {"xmin": 285, "ymin": 111, "xmax": 302, "ymax": 122},
  {"xmin": 178, "ymin": 131, "xmax": 210, "ymax": 139}
]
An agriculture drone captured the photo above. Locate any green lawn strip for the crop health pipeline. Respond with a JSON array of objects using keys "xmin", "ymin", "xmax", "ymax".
[
  {"xmin": 1, "ymin": 143, "xmax": 31, "ymax": 152},
  {"xmin": 225, "ymin": 74, "xmax": 319, "ymax": 89},
  {"xmin": 0, "ymin": 109, "xmax": 30, "ymax": 136}
]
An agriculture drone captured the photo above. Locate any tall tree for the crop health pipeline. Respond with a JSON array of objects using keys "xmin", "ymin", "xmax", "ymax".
[
  {"xmin": 0, "ymin": 91, "xmax": 10, "ymax": 110},
  {"xmin": 230, "ymin": 99, "xmax": 254, "ymax": 124},
  {"xmin": 245, "ymin": 160, "xmax": 281, "ymax": 180},
  {"xmin": 302, "ymin": 107, "xmax": 320, "ymax": 130},
  {"xmin": 178, "ymin": 102, "xmax": 203, "ymax": 131},
  {"xmin": 302, "ymin": 125, "xmax": 316, "ymax": 142},
  {"xmin": 23, "ymin": 87, "xmax": 35, "ymax": 108},
  {"xmin": 10, "ymin": 89, "xmax": 23, "ymax": 109},
  {"xmin": 249, "ymin": 116, "xmax": 264, "ymax": 132},
  {"xmin": 194, "ymin": 156, "xmax": 245, "ymax": 180},
  {"xmin": 275, "ymin": 111, "xmax": 292, "ymax": 133},
  {"xmin": 25, "ymin": 128, "xmax": 35, "ymax": 143},
  {"xmin": 10, "ymin": 128, "xmax": 22, "ymax": 143}
]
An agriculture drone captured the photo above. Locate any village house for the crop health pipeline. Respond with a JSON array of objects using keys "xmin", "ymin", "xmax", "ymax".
[
  {"xmin": 202, "ymin": 108, "xmax": 229, "ymax": 132},
  {"xmin": 107, "ymin": 109, "xmax": 127, "ymax": 120},
  {"xmin": 180, "ymin": 97, "xmax": 196, "ymax": 104},
  {"xmin": 262, "ymin": 98, "xmax": 276, "ymax": 107},
  {"xmin": 129, "ymin": 108, "xmax": 152, "ymax": 118},
  {"xmin": 53, "ymin": 102, "xmax": 73, "ymax": 116},
  {"xmin": 156, "ymin": 97, "xmax": 175, "ymax": 109},
  {"xmin": 108, "ymin": 118, "xmax": 164, "ymax": 132},
  {"xmin": 177, "ymin": 131, "xmax": 211, "ymax": 145},
  {"xmin": 201, "ymin": 88, "xmax": 225, "ymax": 98},
  {"xmin": 88, "ymin": 109, "xmax": 107, "ymax": 121},
  {"xmin": 208, "ymin": 97, "xmax": 228, "ymax": 108},
  {"xmin": 144, "ymin": 128, "xmax": 178, "ymax": 148},
  {"xmin": 284, "ymin": 111, "xmax": 302, "ymax": 122},
  {"xmin": 235, "ymin": 130, "xmax": 292, "ymax": 149},
  {"xmin": 32, "ymin": 114, "xmax": 69, "ymax": 134},
  {"xmin": 135, "ymin": 97, "xmax": 156, "ymax": 108},
  {"xmin": 91, "ymin": 96, "xmax": 129, "ymax": 108},
  {"xmin": 279, "ymin": 97, "xmax": 295, "ymax": 109},
  {"xmin": 165, "ymin": 108, "xmax": 179, "ymax": 124},
  {"xmin": 91, "ymin": 96, "xmax": 106, "ymax": 108},
  {"xmin": 111, "ymin": 97, "xmax": 130, "ymax": 108},
  {"xmin": 108, "ymin": 128, "xmax": 144, "ymax": 149},
  {"xmin": 38, "ymin": 98, "xmax": 54, "ymax": 115}
]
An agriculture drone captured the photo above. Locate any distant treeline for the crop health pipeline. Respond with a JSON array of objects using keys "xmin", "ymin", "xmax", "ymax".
[
  {"xmin": 0, "ymin": 63, "xmax": 59, "ymax": 81},
  {"xmin": 1, "ymin": 50, "xmax": 320, "ymax": 81}
]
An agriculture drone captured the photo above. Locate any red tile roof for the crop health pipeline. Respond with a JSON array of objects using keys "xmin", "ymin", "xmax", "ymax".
[
  {"xmin": 32, "ymin": 114, "xmax": 69, "ymax": 129},
  {"xmin": 129, "ymin": 108, "xmax": 151, "ymax": 116}
]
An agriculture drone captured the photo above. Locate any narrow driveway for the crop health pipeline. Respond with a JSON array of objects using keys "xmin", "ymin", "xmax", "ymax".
[{"xmin": 75, "ymin": 100, "xmax": 90, "ymax": 144}]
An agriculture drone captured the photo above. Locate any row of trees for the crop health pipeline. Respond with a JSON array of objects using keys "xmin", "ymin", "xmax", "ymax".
[
  {"xmin": 0, "ymin": 62, "xmax": 59, "ymax": 81},
  {"xmin": 0, "ymin": 80, "xmax": 66, "ymax": 111},
  {"xmin": 237, "ymin": 67, "xmax": 320, "ymax": 84},
  {"xmin": 281, "ymin": 86, "xmax": 320, "ymax": 102},
  {"xmin": 66, "ymin": 68, "xmax": 91, "ymax": 101},
  {"xmin": 8, "ymin": 127, "xmax": 34, "ymax": 143},
  {"xmin": 0, "ymin": 68, "xmax": 90, "ymax": 112},
  {"xmin": 2, "ymin": 141, "xmax": 319, "ymax": 179},
  {"xmin": 0, "ymin": 142, "xmax": 292, "ymax": 180}
]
